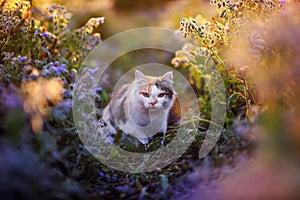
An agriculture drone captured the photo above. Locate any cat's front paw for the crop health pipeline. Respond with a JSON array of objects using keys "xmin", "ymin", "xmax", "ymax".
[
  {"xmin": 98, "ymin": 118, "xmax": 107, "ymax": 128},
  {"xmin": 137, "ymin": 137, "xmax": 149, "ymax": 145},
  {"xmin": 98, "ymin": 118, "xmax": 116, "ymax": 144}
]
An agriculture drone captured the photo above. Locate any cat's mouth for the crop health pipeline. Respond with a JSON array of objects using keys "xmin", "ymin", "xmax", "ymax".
[
  {"xmin": 147, "ymin": 105, "xmax": 161, "ymax": 110},
  {"xmin": 149, "ymin": 106, "xmax": 157, "ymax": 109}
]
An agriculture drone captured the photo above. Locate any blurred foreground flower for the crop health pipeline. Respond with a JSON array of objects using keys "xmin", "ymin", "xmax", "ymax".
[
  {"xmin": 21, "ymin": 78, "xmax": 64, "ymax": 133},
  {"xmin": 215, "ymin": 1, "xmax": 300, "ymax": 198},
  {"xmin": 174, "ymin": 1, "xmax": 300, "ymax": 199}
]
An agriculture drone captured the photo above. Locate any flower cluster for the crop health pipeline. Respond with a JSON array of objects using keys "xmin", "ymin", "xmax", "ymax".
[
  {"xmin": 0, "ymin": 0, "xmax": 105, "ymax": 134},
  {"xmin": 67, "ymin": 17, "xmax": 105, "ymax": 64},
  {"xmin": 210, "ymin": 0, "xmax": 277, "ymax": 18},
  {"xmin": 0, "ymin": 0, "xmax": 105, "ymax": 85},
  {"xmin": 173, "ymin": 0, "xmax": 283, "ymax": 82},
  {"xmin": 179, "ymin": 15, "xmax": 229, "ymax": 49},
  {"xmin": 172, "ymin": 0, "xmax": 283, "ymax": 125}
]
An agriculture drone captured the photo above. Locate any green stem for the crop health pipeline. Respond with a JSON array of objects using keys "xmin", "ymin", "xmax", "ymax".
[
  {"xmin": 192, "ymin": 116, "xmax": 224, "ymax": 129},
  {"xmin": 209, "ymin": 48, "xmax": 224, "ymax": 66},
  {"xmin": 0, "ymin": 35, "xmax": 10, "ymax": 53},
  {"xmin": 176, "ymin": 116, "xmax": 224, "ymax": 129}
]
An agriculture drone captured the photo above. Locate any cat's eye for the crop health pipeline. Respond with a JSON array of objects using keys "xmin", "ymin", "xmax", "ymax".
[
  {"xmin": 141, "ymin": 92, "xmax": 149, "ymax": 98},
  {"xmin": 158, "ymin": 93, "xmax": 166, "ymax": 98}
]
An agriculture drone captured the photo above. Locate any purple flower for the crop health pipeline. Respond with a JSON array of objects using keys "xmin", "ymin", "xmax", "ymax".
[
  {"xmin": 20, "ymin": 56, "xmax": 26, "ymax": 63},
  {"xmin": 98, "ymin": 172, "xmax": 104, "ymax": 177},
  {"xmin": 95, "ymin": 86, "xmax": 103, "ymax": 93},
  {"xmin": 56, "ymin": 64, "xmax": 67, "ymax": 73},
  {"xmin": 28, "ymin": 73, "xmax": 39, "ymax": 80},
  {"xmin": 41, "ymin": 69, "xmax": 51, "ymax": 77},
  {"xmin": 50, "ymin": 66, "xmax": 56, "ymax": 73},
  {"xmin": 42, "ymin": 32, "xmax": 49, "ymax": 37},
  {"xmin": 54, "ymin": 61, "xmax": 60, "ymax": 66}
]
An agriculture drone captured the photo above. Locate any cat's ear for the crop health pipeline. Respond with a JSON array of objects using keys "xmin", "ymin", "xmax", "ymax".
[
  {"xmin": 135, "ymin": 70, "xmax": 146, "ymax": 82},
  {"xmin": 162, "ymin": 71, "xmax": 173, "ymax": 82}
]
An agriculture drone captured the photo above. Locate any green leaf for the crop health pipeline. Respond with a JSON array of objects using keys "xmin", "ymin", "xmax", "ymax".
[
  {"xmin": 216, "ymin": 64, "xmax": 227, "ymax": 75},
  {"xmin": 110, "ymin": 148, "xmax": 119, "ymax": 157},
  {"xmin": 228, "ymin": 93, "xmax": 240, "ymax": 109}
]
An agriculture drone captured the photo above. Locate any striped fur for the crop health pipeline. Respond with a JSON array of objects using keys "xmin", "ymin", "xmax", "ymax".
[{"xmin": 100, "ymin": 70, "xmax": 181, "ymax": 144}]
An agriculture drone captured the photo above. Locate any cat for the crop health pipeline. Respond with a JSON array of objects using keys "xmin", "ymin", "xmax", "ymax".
[{"xmin": 99, "ymin": 70, "xmax": 181, "ymax": 145}]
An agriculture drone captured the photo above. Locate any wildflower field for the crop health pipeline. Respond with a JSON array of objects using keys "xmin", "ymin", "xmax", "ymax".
[{"xmin": 1, "ymin": 0, "xmax": 300, "ymax": 199}]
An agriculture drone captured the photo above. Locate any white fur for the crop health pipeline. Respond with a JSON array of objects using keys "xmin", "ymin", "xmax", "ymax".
[{"xmin": 124, "ymin": 84, "xmax": 174, "ymax": 144}]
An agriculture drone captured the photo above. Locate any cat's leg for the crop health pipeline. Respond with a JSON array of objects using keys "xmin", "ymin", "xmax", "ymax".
[
  {"xmin": 136, "ymin": 137, "xmax": 150, "ymax": 151},
  {"xmin": 137, "ymin": 137, "xmax": 149, "ymax": 145},
  {"xmin": 159, "ymin": 122, "xmax": 168, "ymax": 146},
  {"xmin": 98, "ymin": 103, "xmax": 118, "ymax": 143},
  {"xmin": 98, "ymin": 118, "xmax": 116, "ymax": 144}
]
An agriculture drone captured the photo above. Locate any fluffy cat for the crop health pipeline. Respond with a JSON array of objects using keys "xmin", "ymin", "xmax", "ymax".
[{"xmin": 99, "ymin": 70, "xmax": 181, "ymax": 145}]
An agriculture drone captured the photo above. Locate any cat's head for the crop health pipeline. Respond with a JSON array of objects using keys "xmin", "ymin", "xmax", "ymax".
[{"xmin": 134, "ymin": 70, "xmax": 175, "ymax": 110}]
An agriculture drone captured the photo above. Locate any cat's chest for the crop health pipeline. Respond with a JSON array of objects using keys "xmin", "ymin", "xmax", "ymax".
[
  {"xmin": 120, "ymin": 109, "xmax": 168, "ymax": 137},
  {"xmin": 146, "ymin": 109, "xmax": 168, "ymax": 125}
]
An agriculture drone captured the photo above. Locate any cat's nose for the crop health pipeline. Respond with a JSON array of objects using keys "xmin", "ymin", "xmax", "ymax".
[{"xmin": 149, "ymin": 100, "xmax": 158, "ymax": 106}]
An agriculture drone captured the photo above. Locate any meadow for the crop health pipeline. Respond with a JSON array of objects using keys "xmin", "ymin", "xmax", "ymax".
[{"xmin": 1, "ymin": 0, "xmax": 299, "ymax": 199}]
